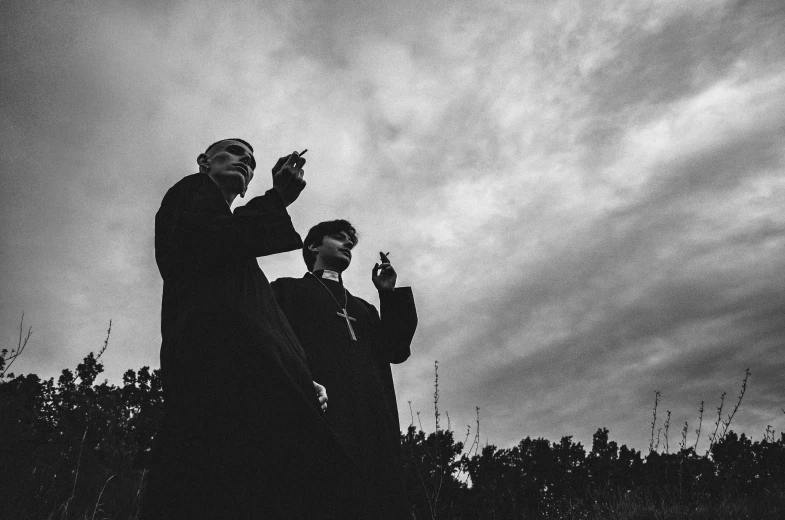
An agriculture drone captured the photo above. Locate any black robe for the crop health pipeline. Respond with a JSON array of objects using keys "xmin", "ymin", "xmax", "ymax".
[
  {"xmin": 142, "ymin": 174, "xmax": 361, "ymax": 519},
  {"xmin": 271, "ymin": 272, "xmax": 417, "ymax": 519}
]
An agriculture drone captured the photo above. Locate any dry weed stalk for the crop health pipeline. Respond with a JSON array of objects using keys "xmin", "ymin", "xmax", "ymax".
[
  {"xmin": 694, "ymin": 401, "xmax": 704, "ymax": 451},
  {"xmin": 1, "ymin": 313, "xmax": 33, "ymax": 377},
  {"xmin": 429, "ymin": 360, "xmax": 445, "ymax": 519},
  {"xmin": 91, "ymin": 474, "xmax": 115, "ymax": 520},
  {"xmin": 649, "ymin": 391, "xmax": 661, "ymax": 453},
  {"xmin": 405, "ymin": 361, "xmax": 449, "ymax": 520},
  {"xmin": 130, "ymin": 469, "xmax": 148, "ymax": 520},
  {"xmin": 720, "ymin": 368, "xmax": 750, "ymax": 439},
  {"xmin": 664, "ymin": 410, "xmax": 671, "ymax": 454},
  {"xmin": 467, "ymin": 406, "xmax": 481, "ymax": 457},
  {"xmin": 97, "ymin": 319, "xmax": 112, "ymax": 360},
  {"xmin": 707, "ymin": 392, "xmax": 727, "ymax": 455},
  {"xmin": 679, "ymin": 421, "xmax": 688, "ymax": 452},
  {"xmin": 462, "ymin": 424, "xmax": 472, "ymax": 448},
  {"xmin": 61, "ymin": 427, "xmax": 89, "ymax": 519},
  {"xmin": 433, "ymin": 360, "xmax": 440, "ymax": 433}
]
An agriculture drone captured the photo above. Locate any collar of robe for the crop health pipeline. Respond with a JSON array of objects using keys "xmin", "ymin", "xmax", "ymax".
[
  {"xmin": 200, "ymin": 172, "xmax": 232, "ymax": 212},
  {"xmin": 312, "ymin": 269, "xmax": 342, "ymax": 284}
]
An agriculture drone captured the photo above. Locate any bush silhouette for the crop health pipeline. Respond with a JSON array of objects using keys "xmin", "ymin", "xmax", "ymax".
[{"xmin": 2, "ymin": 345, "xmax": 784, "ymax": 519}]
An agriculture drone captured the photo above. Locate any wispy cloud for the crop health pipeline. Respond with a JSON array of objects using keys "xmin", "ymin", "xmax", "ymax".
[{"xmin": 1, "ymin": 0, "xmax": 783, "ymax": 451}]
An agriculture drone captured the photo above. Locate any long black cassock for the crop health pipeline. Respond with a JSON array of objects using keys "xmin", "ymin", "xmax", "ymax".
[
  {"xmin": 271, "ymin": 272, "xmax": 417, "ymax": 519},
  {"xmin": 143, "ymin": 174, "xmax": 361, "ymax": 520}
]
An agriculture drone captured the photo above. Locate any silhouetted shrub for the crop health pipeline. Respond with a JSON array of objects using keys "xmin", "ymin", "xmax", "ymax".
[{"xmin": 2, "ymin": 349, "xmax": 784, "ymax": 519}]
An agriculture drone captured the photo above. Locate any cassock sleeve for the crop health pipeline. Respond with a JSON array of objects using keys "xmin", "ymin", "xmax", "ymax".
[
  {"xmin": 156, "ymin": 178, "xmax": 302, "ymax": 277},
  {"xmin": 377, "ymin": 288, "xmax": 418, "ymax": 364}
]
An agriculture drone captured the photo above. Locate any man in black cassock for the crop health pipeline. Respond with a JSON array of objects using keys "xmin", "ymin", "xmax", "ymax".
[
  {"xmin": 271, "ymin": 220, "xmax": 418, "ymax": 519},
  {"xmin": 141, "ymin": 140, "xmax": 361, "ymax": 519}
]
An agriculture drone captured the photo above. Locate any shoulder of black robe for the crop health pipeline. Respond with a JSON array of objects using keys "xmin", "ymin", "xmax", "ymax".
[
  {"xmin": 155, "ymin": 173, "xmax": 309, "ymax": 358},
  {"xmin": 271, "ymin": 274, "xmax": 417, "ymax": 365},
  {"xmin": 154, "ymin": 171, "xmax": 312, "ymax": 398},
  {"xmin": 155, "ymin": 173, "xmax": 302, "ymax": 278}
]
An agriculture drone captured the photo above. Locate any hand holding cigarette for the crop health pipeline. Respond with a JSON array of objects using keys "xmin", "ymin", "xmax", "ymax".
[{"xmin": 271, "ymin": 149, "xmax": 307, "ymax": 206}]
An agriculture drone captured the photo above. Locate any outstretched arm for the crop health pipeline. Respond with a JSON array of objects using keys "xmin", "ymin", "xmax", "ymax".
[
  {"xmin": 156, "ymin": 175, "xmax": 302, "ymax": 277},
  {"xmin": 371, "ymin": 252, "xmax": 417, "ymax": 363}
]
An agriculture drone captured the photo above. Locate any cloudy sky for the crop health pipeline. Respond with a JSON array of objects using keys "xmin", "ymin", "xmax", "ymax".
[{"xmin": 2, "ymin": 0, "xmax": 784, "ymax": 453}]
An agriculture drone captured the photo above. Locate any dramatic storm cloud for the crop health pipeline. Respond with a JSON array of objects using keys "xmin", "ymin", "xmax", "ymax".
[{"xmin": 1, "ymin": 0, "xmax": 783, "ymax": 451}]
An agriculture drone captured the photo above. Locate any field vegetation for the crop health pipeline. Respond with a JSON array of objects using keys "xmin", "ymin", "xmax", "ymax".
[{"xmin": 1, "ymin": 319, "xmax": 783, "ymax": 519}]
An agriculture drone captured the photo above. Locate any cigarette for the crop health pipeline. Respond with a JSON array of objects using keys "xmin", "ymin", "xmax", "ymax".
[{"xmin": 299, "ymin": 149, "xmax": 308, "ymax": 156}]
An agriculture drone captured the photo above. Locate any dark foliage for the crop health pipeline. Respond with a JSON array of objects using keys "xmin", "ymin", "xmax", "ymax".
[
  {"xmin": 2, "ymin": 350, "xmax": 784, "ymax": 519},
  {"xmin": 1, "ymin": 353, "xmax": 162, "ymax": 520},
  {"xmin": 403, "ymin": 423, "xmax": 785, "ymax": 519}
]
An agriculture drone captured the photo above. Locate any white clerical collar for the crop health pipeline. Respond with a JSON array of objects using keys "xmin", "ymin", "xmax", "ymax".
[{"xmin": 320, "ymin": 270, "xmax": 341, "ymax": 283}]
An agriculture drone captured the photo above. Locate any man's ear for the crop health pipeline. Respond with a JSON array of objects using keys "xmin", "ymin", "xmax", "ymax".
[
  {"xmin": 307, "ymin": 243, "xmax": 320, "ymax": 253},
  {"xmin": 197, "ymin": 153, "xmax": 210, "ymax": 172}
]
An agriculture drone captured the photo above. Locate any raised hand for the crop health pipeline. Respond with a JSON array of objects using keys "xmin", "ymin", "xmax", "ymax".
[
  {"xmin": 271, "ymin": 151, "xmax": 306, "ymax": 206},
  {"xmin": 372, "ymin": 251, "xmax": 397, "ymax": 291}
]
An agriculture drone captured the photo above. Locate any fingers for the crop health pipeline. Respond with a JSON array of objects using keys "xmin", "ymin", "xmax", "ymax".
[
  {"xmin": 271, "ymin": 156, "xmax": 288, "ymax": 175},
  {"xmin": 313, "ymin": 382, "xmax": 327, "ymax": 400},
  {"xmin": 283, "ymin": 151, "xmax": 299, "ymax": 168},
  {"xmin": 372, "ymin": 262, "xmax": 395, "ymax": 278},
  {"xmin": 273, "ymin": 151, "xmax": 306, "ymax": 176},
  {"xmin": 283, "ymin": 150, "xmax": 307, "ymax": 173},
  {"xmin": 279, "ymin": 153, "xmax": 306, "ymax": 179},
  {"xmin": 373, "ymin": 253, "xmax": 392, "ymax": 275}
]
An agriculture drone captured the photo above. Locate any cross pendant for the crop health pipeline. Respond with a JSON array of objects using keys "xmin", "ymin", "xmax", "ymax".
[{"xmin": 336, "ymin": 308, "xmax": 357, "ymax": 341}]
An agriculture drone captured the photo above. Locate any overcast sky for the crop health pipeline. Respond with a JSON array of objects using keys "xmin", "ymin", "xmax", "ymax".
[{"xmin": 2, "ymin": 0, "xmax": 784, "ymax": 453}]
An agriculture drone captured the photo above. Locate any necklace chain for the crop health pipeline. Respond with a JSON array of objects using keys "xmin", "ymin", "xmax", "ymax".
[
  {"xmin": 308, "ymin": 272, "xmax": 358, "ymax": 341},
  {"xmin": 308, "ymin": 272, "xmax": 349, "ymax": 311}
]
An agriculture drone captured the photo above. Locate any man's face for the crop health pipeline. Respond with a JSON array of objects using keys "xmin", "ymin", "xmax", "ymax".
[
  {"xmin": 313, "ymin": 231, "xmax": 355, "ymax": 272},
  {"xmin": 202, "ymin": 140, "xmax": 256, "ymax": 197}
]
